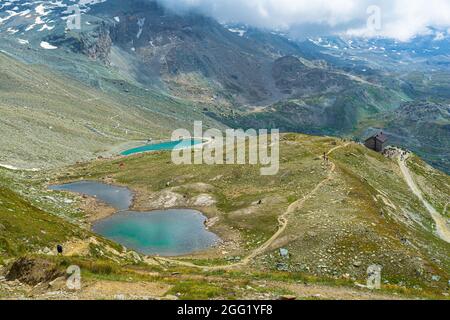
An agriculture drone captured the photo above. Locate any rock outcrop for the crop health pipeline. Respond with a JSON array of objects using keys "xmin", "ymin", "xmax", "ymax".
[{"xmin": 6, "ymin": 257, "xmax": 64, "ymax": 286}]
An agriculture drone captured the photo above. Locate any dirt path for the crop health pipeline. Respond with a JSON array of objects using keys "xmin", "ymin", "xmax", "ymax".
[
  {"xmin": 398, "ymin": 156, "xmax": 450, "ymax": 243},
  {"xmin": 155, "ymin": 143, "xmax": 349, "ymax": 270},
  {"xmin": 279, "ymin": 282, "xmax": 403, "ymax": 300},
  {"xmin": 78, "ymin": 280, "xmax": 171, "ymax": 300}
]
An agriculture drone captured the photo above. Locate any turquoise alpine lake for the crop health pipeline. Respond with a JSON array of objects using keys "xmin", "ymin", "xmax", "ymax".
[
  {"xmin": 50, "ymin": 181, "xmax": 219, "ymax": 256},
  {"xmin": 92, "ymin": 209, "xmax": 219, "ymax": 256},
  {"xmin": 121, "ymin": 139, "xmax": 203, "ymax": 156}
]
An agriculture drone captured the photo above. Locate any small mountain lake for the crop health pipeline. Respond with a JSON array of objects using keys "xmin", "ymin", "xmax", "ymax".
[
  {"xmin": 50, "ymin": 181, "xmax": 133, "ymax": 211},
  {"xmin": 92, "ymin": 209, "xmax": 219, "ymax": 256},
  {"xmin": 120, "ymin": 138, "xmax": 203, "ymax": 156},
  {"xmin": 49, "ymin": 181, "xmax": 219, "ymax": 256}
]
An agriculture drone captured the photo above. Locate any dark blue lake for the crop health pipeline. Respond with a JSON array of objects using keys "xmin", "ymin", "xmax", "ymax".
[{"xmin": 121, "ymin": 139, "xmax": 203, "ymax": 156}]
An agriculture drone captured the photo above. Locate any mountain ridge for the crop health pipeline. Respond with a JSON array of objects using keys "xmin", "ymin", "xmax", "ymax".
[{"xmin": 1, "ymin": 0, "xmax": 450, "ymax": 173}]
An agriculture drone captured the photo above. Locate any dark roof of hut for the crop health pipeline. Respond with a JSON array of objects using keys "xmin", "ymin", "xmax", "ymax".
[{"xmin": 366, "ymin": 132, "xmax": 388, "ymax": 143}]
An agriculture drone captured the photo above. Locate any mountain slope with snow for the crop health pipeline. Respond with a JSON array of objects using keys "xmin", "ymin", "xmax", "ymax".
[{"xmin": 1, "ymin": 0, "xmax": 449, "ymax": 173}]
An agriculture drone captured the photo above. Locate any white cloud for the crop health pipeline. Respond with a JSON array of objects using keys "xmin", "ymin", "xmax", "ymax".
[{"xmin": 156, "ymin": 0, "xmax": 450, "ymax": 41}]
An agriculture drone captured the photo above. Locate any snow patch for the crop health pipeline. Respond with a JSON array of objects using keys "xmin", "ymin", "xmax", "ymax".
[
  {"xmin": 35, "ymin": 4, "xmax": 46, "ymax": 16},
  {"xmin": 39, "ymin": 24, "xmax": 55, "ymax": 31},
  {"xmin": 7, "ymin": 27, "xmax": 19, "ymax": 34},
  {"xmin": 40, "ymin": 41, "xmax": 58, "ymax": 50},
  {"xmin": 136, "ymin": 17, "xmax": 145, "ymax": 39},
  {"xmin": 228, "ymin": 28, "xmax": 246, "ymax": 37},
  {"xmin": 0, "ymin": 163, "xmax": 40, "ymax": 172},
  {"xmin": 25, "ymin": 24, "xmax": 36, "ymax": 31}
]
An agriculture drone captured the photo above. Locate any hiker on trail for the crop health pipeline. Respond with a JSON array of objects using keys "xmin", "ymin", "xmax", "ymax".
[
  {"xmin": 323, "ymin": 152, "xmax": 329, "ymax": 166},
  {"xmin": 322, "ymin": 153, "xmax": 329, "ymax": 167},
  {"xmin": 57, "ymin": 244, "xmax": 63, "ymax": 255}
]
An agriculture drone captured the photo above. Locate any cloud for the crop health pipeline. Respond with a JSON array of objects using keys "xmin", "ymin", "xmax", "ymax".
[{"xmin": 156, "ymin": 0, "xmax": 450, "ymax": 41}]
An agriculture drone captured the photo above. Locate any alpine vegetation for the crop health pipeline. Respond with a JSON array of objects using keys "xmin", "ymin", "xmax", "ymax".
[{"xmin": 171, "ymin": 122, "xmax": 280, "ymax": 176}]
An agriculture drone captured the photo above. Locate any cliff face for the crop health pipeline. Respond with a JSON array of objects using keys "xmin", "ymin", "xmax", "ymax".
[
  {"xmin": 44, "ymin": 22, "xmax": 114, "ymax": 65},
  {"xmin": 80, "ymin": 24, "xmax": 113, "ymax": 64}
]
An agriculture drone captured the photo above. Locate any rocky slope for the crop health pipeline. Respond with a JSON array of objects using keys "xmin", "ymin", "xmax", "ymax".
[
  {"xmin": 358, "ymin": 101, "xmax": 450, "ymax": 173},
  {"xmin": 0, "ymin": 50, "xmax": 223, "ymax": 169},
  {"xmin": 1, "ymin": 0, "xmax": 449, "ymax": 172}
]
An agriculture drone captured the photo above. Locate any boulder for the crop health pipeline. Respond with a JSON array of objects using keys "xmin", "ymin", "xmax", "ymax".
[
  {"xmin": 6, "ymin": 257, "xmax": 64, "ymax": 285},
  {"xmin": 48, "ymin": 276, "xmax": 68, "ymax": 290},
  {"xmin": 279, "ymin": 248, "xmax": 289, "ymax": 258},
  {"xmin": 353, "ymin": 261, "xmax": 362, "ymax": 268},
  {"xmin": 279, "ymin": 295, "xmax": 296, "ymax": 300},
  {"xmin": 276, "ymin": 262, "xmax": 289, "ymax": 271}
]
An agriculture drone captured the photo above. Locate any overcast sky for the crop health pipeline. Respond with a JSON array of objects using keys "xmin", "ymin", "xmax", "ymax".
[{"xmin": 156, "ymin": 0, "xmax": 450, "ymax": 41}]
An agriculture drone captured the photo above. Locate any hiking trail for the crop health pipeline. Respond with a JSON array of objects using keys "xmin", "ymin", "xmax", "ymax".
[
  {"xmin": 398, "ymin": 155, "xmax": 450, "ymax": 243},
  {"xmin": 154, "ymin": 143, "xmax": 350, "ymax": 270}
]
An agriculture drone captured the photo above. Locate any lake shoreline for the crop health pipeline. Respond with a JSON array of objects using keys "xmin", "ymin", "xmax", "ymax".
[{"xmin": 119, "ymin": 137, "xmax": 210, "ymax": 156}]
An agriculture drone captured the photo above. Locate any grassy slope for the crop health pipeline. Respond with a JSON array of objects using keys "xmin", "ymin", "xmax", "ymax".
[
  {"xmin": 407, "ymin": 156, "xmax": 450, "ymax": 219},
  {"xmin": 0, "ymin": 182, "xmax": 83, "ymax": 260},
  {"xmin": 0, "ymin": 160, "xmax": 153, "ymax": 260},
  {"xmin": 46, "ymin": 134, "xmax": 449, "ymax": 298},
  {"xmin": 0, "ymin": 51, "xmax": 224, "ymax": 169}
]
